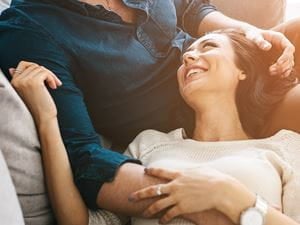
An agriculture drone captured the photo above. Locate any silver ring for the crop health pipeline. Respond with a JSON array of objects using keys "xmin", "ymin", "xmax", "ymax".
[{"xmin": 156, "ymin": 185, "xmax": 163, "ymax": 196}]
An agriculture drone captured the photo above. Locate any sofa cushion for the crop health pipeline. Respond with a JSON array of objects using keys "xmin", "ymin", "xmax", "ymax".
[
  {"xmin": 0, "ymin": 0, "xmax": 10, "ymax": 13},
  {"xmin": 0, "ymin": 71, "xmax": 54, "ymax": 225},
  {"xmin": 0, "ymin": 149, "xmax": 24, "ymax": 225},
  {"xmin": 211, "ymin": 0, "xmax": 286, "ymax": 29}
]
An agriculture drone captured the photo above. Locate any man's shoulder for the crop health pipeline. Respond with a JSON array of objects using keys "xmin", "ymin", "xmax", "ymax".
[{"xmin": 0, "ymin": 6, "xmax": 48, "ymax": 37}]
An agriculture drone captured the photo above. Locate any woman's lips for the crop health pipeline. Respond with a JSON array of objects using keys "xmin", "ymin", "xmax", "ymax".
[{"xmin": 184, "ymin": 65, "xmax": 208, "ymax": 84}]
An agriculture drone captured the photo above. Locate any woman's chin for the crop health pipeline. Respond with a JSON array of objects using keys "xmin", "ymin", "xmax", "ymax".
[{"xmin": 181, "ymin": 79, "xmax": 208, "ymax": 97}]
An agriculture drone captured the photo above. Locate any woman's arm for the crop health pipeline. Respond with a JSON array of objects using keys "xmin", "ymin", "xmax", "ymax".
[
  {"xmin": 10, "ymin": 62, "xmax": 89, "ymax": 225},
  {"xmin": 129, "ymin": 167, "xmax": 299, "ymax": 225}
]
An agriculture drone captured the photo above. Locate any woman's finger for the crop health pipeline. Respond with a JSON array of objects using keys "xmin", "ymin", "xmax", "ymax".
[
  {"xmin": 15, "ymin": 61, "xmax": 38, "ymax": 74},
  {"xmin": 47, "ymin": 70, "xmax": 62, "ymax": 87},
  {"xmin": 160, "ymin": 206, "xmax": 181, "ymax": 224},
  {"xmin": 32, "ymin": 70, "xmax": 57, "ymax": 89},
  {"xmin": 145, "ymin": 168, "xmax": 181, "ymax": 180},
  {"xmin": 143, "ymin": 197, "xmax": 176, "ymax": 217},
  {"xmin": 9, "ymin": 68, "xmax": 16, "ymax": 77},
  {"xmin": 53, "ymin": 74, "xmax": 62, "ymax": 86},
  {"xmin": 20, "ymin": 64, "xmax": 41, "ymax": 77},
  {"xmin": 129, "ymin": 184, "xmax": 169, "ymax": 201},
  {"xmin": 45, "ymin": 72, "xmax": 58, "ymax": 89},
  {"xmin": 21, "ymin": 65, "xmax": 60, "ymax": 89}
]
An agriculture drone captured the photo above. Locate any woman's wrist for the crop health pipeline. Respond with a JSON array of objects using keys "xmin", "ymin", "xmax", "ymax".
[
  {"xmin": 217, "ymin": 176, "xmax": 256, "ymax": 224},
  {"xmin": 37, "ymin": 116, "xmax": 59, "ymax": 133}
]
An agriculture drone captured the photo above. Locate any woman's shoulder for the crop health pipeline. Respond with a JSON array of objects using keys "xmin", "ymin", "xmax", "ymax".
[
  {"xmin": 133, "ymin": 128, "xmax": 184, "ymax": 147},
  {"xmin": 268, "ymin": 129, "xmax": 300, "ymax": 143},
  {"xmin": 125, "ymin": 128, "xmax": 184, "ymax": 159}
]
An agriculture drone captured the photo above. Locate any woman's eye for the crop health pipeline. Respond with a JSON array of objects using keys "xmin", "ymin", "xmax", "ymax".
[{"xmin": 203, "ymin": 42, "xmax": 218, "ymax": 49}]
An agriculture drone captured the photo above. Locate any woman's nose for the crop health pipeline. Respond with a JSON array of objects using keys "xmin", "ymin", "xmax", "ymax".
[{"xmin": 183, "ymin": 52, "xmax": 198, "ymax": 66}]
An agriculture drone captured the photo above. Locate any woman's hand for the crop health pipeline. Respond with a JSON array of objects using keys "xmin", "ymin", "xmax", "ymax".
[
  {"xmin": 240, "ymin": 25, "xmax": 295, "ymax": 77},
  {"xmin": 10, "ymin": 61, "xmax": 62, "ymax": 125},
  {"xmin": 129, "ymin": 167, "xmax": 248, "ymax": 224}
]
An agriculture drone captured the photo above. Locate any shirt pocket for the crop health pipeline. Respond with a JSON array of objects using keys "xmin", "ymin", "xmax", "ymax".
[{"xmin": 136, "ymin": 0, "xmax": 178, "ymax": 58}]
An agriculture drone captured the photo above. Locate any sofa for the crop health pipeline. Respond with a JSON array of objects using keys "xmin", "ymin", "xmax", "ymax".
[{"xmin": 0, "ymin": 0, "xmax": 287, "ymax": 224}]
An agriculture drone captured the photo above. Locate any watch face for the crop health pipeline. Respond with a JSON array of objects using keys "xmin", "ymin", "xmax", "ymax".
[{"xmin": 241, "ymin": 208, "xmax": 264, "ymax": 225}]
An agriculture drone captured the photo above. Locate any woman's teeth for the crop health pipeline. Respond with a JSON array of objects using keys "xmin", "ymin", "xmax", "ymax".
[{"xmin": 187, "ymin": 69, "xmax": 206, "ymax": 78}]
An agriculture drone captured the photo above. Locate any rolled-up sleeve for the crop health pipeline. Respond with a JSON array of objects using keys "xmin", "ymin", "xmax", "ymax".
[
  {"xmin": 174, "ymin": 0, "xmax": 217, "ymax": 37},
  {"xmin": 0, "ymin": 13, "xmax": 141, "ymax": 210}
]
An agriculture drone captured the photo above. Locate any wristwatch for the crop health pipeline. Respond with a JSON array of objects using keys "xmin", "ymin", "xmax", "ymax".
[{"xmin": 240, "ymin": 195, "xmax": 268, "ymax": 225}]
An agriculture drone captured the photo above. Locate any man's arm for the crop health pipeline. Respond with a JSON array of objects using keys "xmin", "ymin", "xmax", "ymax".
[{"xmin": 0, "ymin": 16, "xmax": 177, "ymax": 220}]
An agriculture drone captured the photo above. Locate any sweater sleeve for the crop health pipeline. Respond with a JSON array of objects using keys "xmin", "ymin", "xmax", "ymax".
[{"xmin": 125, "ymin": 129, "xmax": 185, "ymax": 160}]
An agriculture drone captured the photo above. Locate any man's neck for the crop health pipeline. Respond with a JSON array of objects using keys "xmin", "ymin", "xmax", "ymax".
[{"xmin": 80, "ymin": 0, "xmax": 137, "ymax": 24}]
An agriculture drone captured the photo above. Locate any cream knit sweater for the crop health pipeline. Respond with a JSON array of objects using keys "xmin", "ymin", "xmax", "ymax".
[{"xmin": 89, "ymin": 129, "xmax": 300, "ymax": 225}]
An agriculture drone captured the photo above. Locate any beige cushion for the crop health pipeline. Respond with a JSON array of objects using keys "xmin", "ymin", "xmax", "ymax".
[
  {"xmin": 0, "ymin": 149, "xmax": 24, "ymax": 225},
  {"xmin": 0, "ymin": 0, "xmax": 10, "ymax": 12},
  {"xmin": 211, "ymin": 0, "xmax": 286, "ymax": 29},
  {"xmin": 0, "ymin": 71, "xmax": 54, "ymax": 225}
]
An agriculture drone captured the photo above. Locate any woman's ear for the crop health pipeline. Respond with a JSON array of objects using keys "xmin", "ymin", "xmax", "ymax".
[{"xmin": 238, "ymin": 71, "xmax": 247, "ymax": 80}]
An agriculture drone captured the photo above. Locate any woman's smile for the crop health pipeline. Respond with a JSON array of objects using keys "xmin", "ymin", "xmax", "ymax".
[{"xmin": 184, "ymin": 64, "xmax": 209, "ymax": 86}]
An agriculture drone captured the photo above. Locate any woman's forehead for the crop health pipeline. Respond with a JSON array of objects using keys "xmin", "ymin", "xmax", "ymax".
[{"xmin": 191, "ymin": 33, "xmax": 229, "ymax": 48}]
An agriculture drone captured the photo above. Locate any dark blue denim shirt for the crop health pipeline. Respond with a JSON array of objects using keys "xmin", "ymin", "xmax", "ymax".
[{"xmin": 0, "ymin": 0, "xmax": 216, "ymax": 209}]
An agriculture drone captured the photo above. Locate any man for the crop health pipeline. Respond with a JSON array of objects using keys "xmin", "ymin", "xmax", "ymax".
[{"xmin": 0, "ymin": 0, "xmax": 296, "ymax": 224}]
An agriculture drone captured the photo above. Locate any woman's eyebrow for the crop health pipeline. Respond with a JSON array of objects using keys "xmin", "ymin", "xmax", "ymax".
[{"xmin": 199, "ymin": 38, "xmax": 215, "ymax": 46}]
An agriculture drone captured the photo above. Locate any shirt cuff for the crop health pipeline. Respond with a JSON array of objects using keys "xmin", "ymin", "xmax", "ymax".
[
  {"xmin": 74, "ymin": 149, "xmax": 141, "ymax": 209},
  {"xmin": 182, "ymin": 0, "xmax": 217, "ymax": 37}
]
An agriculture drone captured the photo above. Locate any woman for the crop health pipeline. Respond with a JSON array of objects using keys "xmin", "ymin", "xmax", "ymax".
[
  {"xmin": 126, "ymin": 30, "xmax": 300, "ymax": 225},
  {"xmin": 10, "ymin": 29, "xmax": 300, "ymax": 225}
]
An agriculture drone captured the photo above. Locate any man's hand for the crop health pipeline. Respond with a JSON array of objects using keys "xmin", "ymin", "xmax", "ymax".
[
  {"xmin": 198, "ymin": 11, "xmax": 295, "ymax": 78},
  {"xmin": 240, "ymin": 25, "xmax": 295, "ymax": 77}
]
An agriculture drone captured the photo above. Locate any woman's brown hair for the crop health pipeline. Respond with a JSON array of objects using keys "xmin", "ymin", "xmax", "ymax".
[{"xmin": 214, "ymin": 29, "xmax": 298, "ymax": 137}]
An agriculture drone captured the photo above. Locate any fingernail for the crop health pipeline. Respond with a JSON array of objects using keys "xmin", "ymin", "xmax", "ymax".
[
  {"xmin": 9, "ymin": 68, "xmax": 15, "ymax": 74},
  {"xmin": 264, "ymin": 43, "xmax": 271, "ymax": 48}
]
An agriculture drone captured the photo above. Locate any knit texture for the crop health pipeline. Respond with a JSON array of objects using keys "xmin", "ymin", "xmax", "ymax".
[{"xmin": 125, "ymin": 129, "xmax": 300, "ymax": 225}]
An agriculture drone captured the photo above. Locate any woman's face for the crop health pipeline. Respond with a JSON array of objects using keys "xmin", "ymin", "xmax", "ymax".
[{"xmin": 177, "ymin": 33, "xmax": 246, "ymax": 105}]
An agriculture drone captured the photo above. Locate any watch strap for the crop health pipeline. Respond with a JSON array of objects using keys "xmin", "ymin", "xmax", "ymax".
[{"xmin": 255, "ymin": 194, "xmax": 268, "ymax": 216}]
